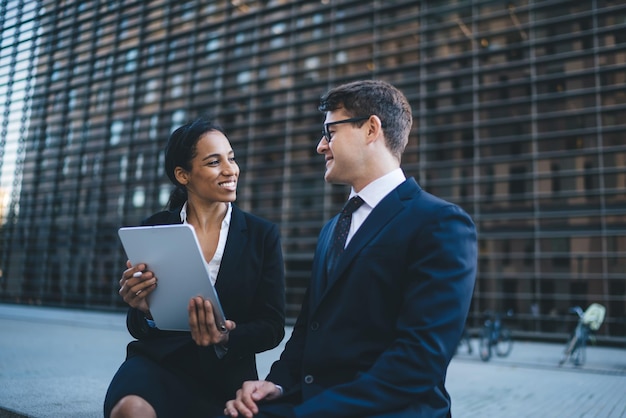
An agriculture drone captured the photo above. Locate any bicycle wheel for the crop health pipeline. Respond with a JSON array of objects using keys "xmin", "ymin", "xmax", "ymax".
[
  {"xmin": 495, "ymin": 327, "xmax": 513, "ymax": 357},
  {"xmin": 479, "ymin": 330, "xmax": 491, "ymax": 361},
  {"xmin": 572, "ymin": 337, "xmax": 587, "ymax": 366},
  {"xmin": 558, "ymin": 334, "xmax": 577, "ymax": 366}
]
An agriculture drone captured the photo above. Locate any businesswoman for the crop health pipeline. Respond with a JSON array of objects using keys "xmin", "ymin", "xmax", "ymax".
[{"xmin": 104, "ymin": 117, "xmax": 286, "ymax": 418}]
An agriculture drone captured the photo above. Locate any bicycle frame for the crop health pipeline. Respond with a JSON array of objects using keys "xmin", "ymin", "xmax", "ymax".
[
  {"xmin": 479, "ymin": 310, "xmax": 513, "ymax": 361},
  {"xmin": 559, "ymin": 306, "xmax": 591, "ymax": 366}
]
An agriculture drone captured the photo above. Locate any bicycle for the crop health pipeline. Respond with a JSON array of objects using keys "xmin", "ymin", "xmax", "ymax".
[
  {"xmin": 558, "ymin": 303, "xmax": 605, "ymax": 367},
  {"xmin": 479, "ymin": 310, "xmax": 513, "ymax": 362}
]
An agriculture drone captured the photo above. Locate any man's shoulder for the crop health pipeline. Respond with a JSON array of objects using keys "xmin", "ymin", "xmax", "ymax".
[{"xmin": 399, "ymin": 179, "xmax": 472, "ymax": 219}]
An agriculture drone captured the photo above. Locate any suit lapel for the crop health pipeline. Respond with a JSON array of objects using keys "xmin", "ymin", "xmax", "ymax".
[
  {"xmin": 316, "ymin": 179, "xmax": 420, "ymax": 306},
  {"xmin": 311, "ymin": 216, "xmax": 338, "ymax": 304},
  {"xmin": 214, "ymin": 206, "xmax": 248, "ymax": 296}
]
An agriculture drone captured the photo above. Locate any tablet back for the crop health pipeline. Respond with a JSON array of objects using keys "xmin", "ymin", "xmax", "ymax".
[{"xmin": 118, "ymin": 224, "xmax": 227, "ymax": 331}]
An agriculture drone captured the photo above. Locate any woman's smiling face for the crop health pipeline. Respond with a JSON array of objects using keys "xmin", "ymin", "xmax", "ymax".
[{"xmin": 178, "ymin": 130, "xmax": 240, "ymax": 204}]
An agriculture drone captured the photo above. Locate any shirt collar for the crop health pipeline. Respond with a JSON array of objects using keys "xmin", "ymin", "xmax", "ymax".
[
  {"xmin": 180, "ymin": 201, "xmax": 232, "ymax": 228},
  {"xmin": 349, "ymin": 168, "xmax": 406, "ymax": 209}
]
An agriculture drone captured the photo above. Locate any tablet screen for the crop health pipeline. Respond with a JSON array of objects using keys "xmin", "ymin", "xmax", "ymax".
[{"xmin": 118, "ymin": 224, "xmax": 227, "ymax": 332}]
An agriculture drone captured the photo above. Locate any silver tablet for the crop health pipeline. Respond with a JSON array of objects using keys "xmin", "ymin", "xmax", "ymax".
[{"xmin": 118, "ymin": 224, "xmax": 227, "ymax": 332}]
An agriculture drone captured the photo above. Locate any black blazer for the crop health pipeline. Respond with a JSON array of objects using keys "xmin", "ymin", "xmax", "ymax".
[
  {"xmin": 125, "ymin": 204, "xmax": 285, "ymax": 400},
  {"xmin": 267, "ymin": 178, "xmax": 477, "ymax": 417}
]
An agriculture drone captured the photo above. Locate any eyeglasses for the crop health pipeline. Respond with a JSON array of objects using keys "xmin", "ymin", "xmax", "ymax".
[{"xmin": 322, "ymin": 116, "xmax": 370, "ymax": 143}]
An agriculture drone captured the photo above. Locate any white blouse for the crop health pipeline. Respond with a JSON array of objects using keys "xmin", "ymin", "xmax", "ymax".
[{"xmin": 179, "ymin": 201, "xmax": 232, "ymax": 286}]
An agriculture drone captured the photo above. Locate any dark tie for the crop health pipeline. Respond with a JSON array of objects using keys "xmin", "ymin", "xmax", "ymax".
[{"xmin": 326, "ymin": 196, "xmax": 365, "ymax": 275}]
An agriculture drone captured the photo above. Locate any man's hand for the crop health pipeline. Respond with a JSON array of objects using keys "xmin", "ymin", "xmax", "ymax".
[
  {"xmin": 223, "ymin": 380, "xmax": 283, "ymax": 418},
  {"xmin": 188, "ymin": 296, "xmax": 236, "ymax": 346}
]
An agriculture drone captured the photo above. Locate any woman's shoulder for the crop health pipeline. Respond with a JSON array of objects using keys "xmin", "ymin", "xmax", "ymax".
[
  {"xmin": 232, "ymin": 205, "xmax": 278, "ymax": 231},
  {"xmin": 141, "ymin": 209, "xmax": 181, "ymax": 226}
]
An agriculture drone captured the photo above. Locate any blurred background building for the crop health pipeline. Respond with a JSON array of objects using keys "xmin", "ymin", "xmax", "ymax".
[{"xmin": 0, "ymin": 0, "xmax": 624, "ymax": 343}]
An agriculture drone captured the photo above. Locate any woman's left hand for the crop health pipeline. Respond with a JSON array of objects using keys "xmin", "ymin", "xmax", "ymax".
[{"xmin": 188, "ymin": 296, "xmax": 236, "ymax": 346}]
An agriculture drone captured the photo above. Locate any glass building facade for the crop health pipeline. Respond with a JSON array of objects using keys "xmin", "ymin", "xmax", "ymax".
[{"xmin": 0, "ymin": 0, "xmax": 624, "ymax": 343}]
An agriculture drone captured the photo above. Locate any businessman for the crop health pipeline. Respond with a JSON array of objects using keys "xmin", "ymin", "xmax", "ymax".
[{"xmin": 222, "ymin": 79, "xmax": 477, "ymax": 417}]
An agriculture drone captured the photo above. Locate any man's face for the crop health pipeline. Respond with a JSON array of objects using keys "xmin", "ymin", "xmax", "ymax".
[{"xmin": 316, "ymin": 110, "xmax": 367, "ymax": 185}]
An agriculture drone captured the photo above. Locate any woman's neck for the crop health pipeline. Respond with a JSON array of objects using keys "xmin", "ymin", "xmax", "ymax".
[{"xmin": 185, "ymin": 200, "xmax": 228, "ymax": 232}]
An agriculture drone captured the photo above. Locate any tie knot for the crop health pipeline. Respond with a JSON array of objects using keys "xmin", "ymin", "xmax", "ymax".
[{"xmin": 341, "ymin": 196, "xmax": 364, "ymax": 216}]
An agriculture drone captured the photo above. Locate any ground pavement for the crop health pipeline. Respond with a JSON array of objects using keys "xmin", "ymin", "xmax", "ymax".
[{"xmin": 0, "ymin": 304, "xmax": 625, "ymax": 418}]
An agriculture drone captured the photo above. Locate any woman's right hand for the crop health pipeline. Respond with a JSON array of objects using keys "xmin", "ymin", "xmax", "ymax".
[
  {"xmin": 119, "ymin": 260, "xmax": 157, "ymax": 314},
  {"xmin": 188, "ymin": 296, "xmax": 236, "ymax": 347}
]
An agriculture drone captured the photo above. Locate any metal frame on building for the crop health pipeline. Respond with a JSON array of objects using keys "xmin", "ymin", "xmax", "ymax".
[{"xmin": 0, "ymin": 0, "xmax": 625, "ymax": 343}]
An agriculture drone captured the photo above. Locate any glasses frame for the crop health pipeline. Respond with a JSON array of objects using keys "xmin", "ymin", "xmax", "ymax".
[{"xmin": 322, "ymin": 116, "xmax": 371, "ymax": 143}]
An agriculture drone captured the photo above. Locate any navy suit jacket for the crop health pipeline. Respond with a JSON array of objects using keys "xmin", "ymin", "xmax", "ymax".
[
  {"xmin": 266, "ymin": 178, "xmax": 477, "ymax": 418},
  {"xmin": 124, "ymin": 205, "xmax": 285, "ymax": 400}
]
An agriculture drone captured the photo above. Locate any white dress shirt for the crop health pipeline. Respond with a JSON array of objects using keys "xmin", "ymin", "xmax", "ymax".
[{"xmin": 345, "ymin": 168, "xmax": 406, "ymax": 247}]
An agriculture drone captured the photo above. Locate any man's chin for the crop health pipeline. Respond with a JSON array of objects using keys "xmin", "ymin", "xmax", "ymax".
[{"xmin": 324, "ymin": 173, "xmax": 346, "ymax": 185}]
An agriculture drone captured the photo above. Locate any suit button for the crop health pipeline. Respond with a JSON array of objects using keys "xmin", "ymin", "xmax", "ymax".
[
  {"xmin": 304, "ymin": 375, "xmax": 314, "ymax": 384},
  {"xmin": 310, "ymin": 321, "xmax": 319, "ymax": 331}
]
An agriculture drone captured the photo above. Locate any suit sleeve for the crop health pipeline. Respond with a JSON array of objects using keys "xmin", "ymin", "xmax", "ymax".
[
  {"xmin": 221, "ymin": 222, "xmax": 286, "ymax": 356},
  {"xmin": 265, "ymin": 286, "xmax": 310, "ymax": 386},
  {"xmin": 293, "ymin": 204, "xmax": 477, "ymax": 417},
  {"xmin": 126, "ymin": 307, "xmax": 151, "ymax": 338},
  {"xmin": 265, "ymin": 220, "xmax": 336, "ymax": 387}
]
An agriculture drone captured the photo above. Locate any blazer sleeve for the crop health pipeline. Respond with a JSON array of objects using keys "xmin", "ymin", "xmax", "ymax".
[
  {"xmin": 293, "ymin": 204, "xmax": 477, "ymax": 417},
  {"xmin": 265, "ymin": 285, "xmax": 310, "ymax": 387},
  {"xmin": 126, "ymin": 306, "xmax": 152, "ymax": 339},
  {"xmin": 265, "ymin": 215, "xmax": 340, "ymax": 389},
  {"xmin": 217, "ymin": 219, "xmax": 286, "ymax": 357},
  {"xmin": 126, "ymin": 306, "xmax": 182, "ymax": 340}
]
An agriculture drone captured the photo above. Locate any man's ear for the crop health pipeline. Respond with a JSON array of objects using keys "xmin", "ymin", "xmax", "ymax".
[
  {"xmin": 174, "ymin": 166, "xmax": 189, "ymax": 185},
  {"xmin": 365, "ymin": 115, "xmax": 384, "ymax": 144}
]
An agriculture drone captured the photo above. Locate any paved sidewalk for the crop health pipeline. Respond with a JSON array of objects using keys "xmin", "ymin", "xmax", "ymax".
[{"xmin": 1, "ymin": 303, "xmax": 625, "ymax": 418}]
